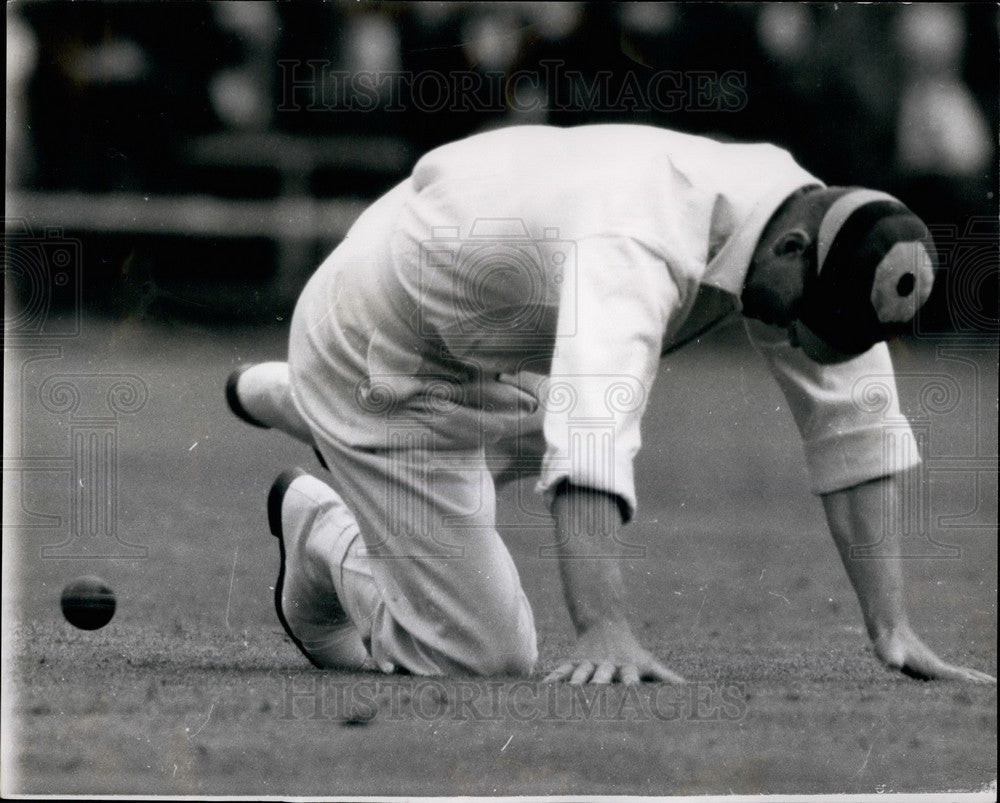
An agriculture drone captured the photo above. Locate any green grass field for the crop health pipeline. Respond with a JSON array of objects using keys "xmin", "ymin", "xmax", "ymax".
[{"xmin": 3, "ymin": 315, "xmax": 996, "ymax": 796}]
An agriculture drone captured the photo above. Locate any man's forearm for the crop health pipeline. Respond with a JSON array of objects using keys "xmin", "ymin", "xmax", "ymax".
[
  {"xmin": 821, "ymin": 474, "xmax": 909, "ymax": 642},
  {"xmin": 822, "ymin": 472, "xmax": 995, "ymax": 682},
  {"xmin": 544, "ymin": 482, "xmax": 685, "ymax": 684},
  {"xmin": 551, "ymin": 482, "xmax": 630, "ymax": 634}
]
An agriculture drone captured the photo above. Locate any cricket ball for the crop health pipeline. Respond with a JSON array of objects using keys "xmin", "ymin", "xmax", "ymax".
[{"xmin": 60, "ymin": 576, "xmax": 116, "ymax": 630}]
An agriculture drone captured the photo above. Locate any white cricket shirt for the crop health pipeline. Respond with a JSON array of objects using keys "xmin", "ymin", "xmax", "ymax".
[{"xmin": 290, "ymin": 125, "xmax": 919, "ymax": 520}]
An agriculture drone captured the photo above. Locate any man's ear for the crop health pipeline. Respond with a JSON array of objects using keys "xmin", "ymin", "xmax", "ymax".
[{"xmin": 773, "ymin": 228, "xmax": 811, "ymax": 257}]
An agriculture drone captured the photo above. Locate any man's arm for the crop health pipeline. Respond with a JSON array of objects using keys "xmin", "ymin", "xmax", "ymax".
[
  {"xmin": 822, "ymin": 474, "xmax": 995, "ymax": 683},
  {"xmin": 542, "ymin": 482, "xmax": 685, "ymax": 685}
]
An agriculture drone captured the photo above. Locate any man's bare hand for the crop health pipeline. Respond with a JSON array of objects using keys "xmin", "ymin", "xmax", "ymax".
[
  {"xmin": 822, "ymin": 479, "xmax": 995, "ymax": 685},
  {"xmin": 874, "ymin": 625, "xmax": 996, "ymax": 684},
  {"xmin": 547, "ymin": 484, "xmax": 684, "ymax": 685},
  {"xmin": 542, "ymin": 621, "xmax": 685, "ymax": 685}
]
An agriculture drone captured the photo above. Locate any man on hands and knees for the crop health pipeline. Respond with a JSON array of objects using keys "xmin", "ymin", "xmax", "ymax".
[
  {"xmin": 226, "ymin": 124, "xmax": 995, "ymax": 684},
  {"xmin": 742, "ymin": 185, "xmax": 995, "ymax": 683}
]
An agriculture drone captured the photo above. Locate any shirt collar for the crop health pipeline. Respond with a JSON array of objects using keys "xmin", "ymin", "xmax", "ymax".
[{"xmin": 704, "ymin": 178, "xmax": 825, "ymax": 300}]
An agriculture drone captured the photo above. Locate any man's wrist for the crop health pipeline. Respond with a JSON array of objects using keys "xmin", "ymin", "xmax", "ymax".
[{"xmin": 552, "ymin": 480, "xmax": 628, "ymax": 525}]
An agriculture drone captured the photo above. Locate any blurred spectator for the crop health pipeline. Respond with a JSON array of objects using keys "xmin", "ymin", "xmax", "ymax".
[
  {"xmin": 457, "ymin": 6, "xmax": 524, "ymax": 131},
  {"xmin": 889, "ymin": 4, "xmax": 997, "ymax": 334},
  {"xmin": 209, "ymin": 2, "xmax": 280, "ymax": 131},
  {"xmin": 461, "ymin": 7, "xmax": 522, "ymax": 73},
  {"xmin": 523, "ymin": 2, "xmax": 583, "ymax": 43},
  {"xmin": 395, "ymin": 3, "xmax": 466, "ymax": 144},
  {"xmin": 21, "ymin": 1, "xmax": 241, "ymax": 192},
  {"xmin": 893, "ymin": 4, "xmax": 993, "ymax": 223},
  {"xmin": 618, "ymin": 1, "xmax": 677, "ymax": 68},
  {"xmin": 339, "ymin": 9, "xmax": 404, "ymax": 133},
  {"xmin": 11, "ymin": 3, "xmax": 997, "ymax": 245},
  {"xmin": 8, "ymin": 1, "xmax": 996, "ymax": 331},
  {"xmin": 756, "ymin": 3, "xmax": 813, "ymax": 67},
  {"xmin": 6, "ymin": 7, "xmax": 38, "ymax": 188},
  {"xmin": 753, "ymin": 4, "xmax": 824, "ymax": 155},
  {"xmin": 398, "ymin": 3, "xmax": 517, "ymax": 145},
  {"xmin": 795, "ymin": 4, "xmax": 899, "ymax": 187},
  {"xmin": 533, "ymin": 2, "xmax": 632, "ymax": 127}
]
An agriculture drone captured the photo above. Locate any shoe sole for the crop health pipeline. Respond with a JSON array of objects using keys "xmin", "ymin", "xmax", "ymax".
[
  {"xmin": 226, "ymin": 364, "xmax": 270, "ymax": 429},
  {"xmin": 268, "ymin": 468, "xmax": 323, "ymax": 669}
]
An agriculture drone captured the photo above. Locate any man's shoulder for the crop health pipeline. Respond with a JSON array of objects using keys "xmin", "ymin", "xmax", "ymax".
[
  {"xmin": 421, "ymin": 122, "xmax": 762, "ymax": 153},
  {"xmin": 414, "ymin": 124, "xmax": 799, "ymax": 183}
]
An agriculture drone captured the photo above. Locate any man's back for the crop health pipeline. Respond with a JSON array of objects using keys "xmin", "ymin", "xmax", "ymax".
[{"xmin": 402, "ymin": 124, "xmax": 814, "ymax": 285}]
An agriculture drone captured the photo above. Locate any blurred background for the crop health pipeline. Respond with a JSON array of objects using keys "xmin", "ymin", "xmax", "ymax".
[
  {"xmin": 5, "ymin": 1, "xmax": 998, "ymax": 331},
  {"xmin": 3, "ymin": 12, "xmax": 997, "ymax": 795}
]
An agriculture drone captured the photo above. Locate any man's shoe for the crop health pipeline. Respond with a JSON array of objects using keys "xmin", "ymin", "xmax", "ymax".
[
  {"xmin": 268, "ymin": 467, "xmax": 309, "ymax": 537},
  {"xmin": 267, "ymin": 468, "xmax": 370, "ymax": 669},
  {"xmin": 268, "ymin": 468, "xmax": 320, "ymax": 666},
  {"xmin": 226, "ymin": 363, "xmax": 270, "ymax": 429},
  {"xmin": 227, "ymin": 365, "xmax": 328, "ymax": 471}
]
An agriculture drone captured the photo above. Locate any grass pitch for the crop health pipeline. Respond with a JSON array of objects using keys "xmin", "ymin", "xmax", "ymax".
[{"xmin": 3, "ymin": 315, "xmax": 995, "ymax": 796}]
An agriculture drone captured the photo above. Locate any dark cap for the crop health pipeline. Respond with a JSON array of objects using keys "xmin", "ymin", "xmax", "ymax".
[{"xmin": 797, "ymin": 189, "xmax": 936, "ymax": 362}]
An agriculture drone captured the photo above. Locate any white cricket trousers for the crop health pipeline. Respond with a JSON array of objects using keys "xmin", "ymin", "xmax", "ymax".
[
  {"xmin": 301, "ymin": 429, "xmax": 538, "ymax": 677},
  {"xmin": 276, "ymin": 179, "xmax": 541, "ymax": 677}
]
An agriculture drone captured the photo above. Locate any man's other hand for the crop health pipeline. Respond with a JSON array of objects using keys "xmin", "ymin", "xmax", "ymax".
[{"xmin": 543, "ymin": 620, "xmax": 685, "ymax": 685}]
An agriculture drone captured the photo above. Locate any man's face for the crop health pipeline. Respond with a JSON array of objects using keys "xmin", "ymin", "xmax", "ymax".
[
  {"xmin": 741, "ymin": 227, "xmax": 857, "ymax": 363},
  {"xmin": 740, "ymin": 228, "xmax": 811, "ymax": 330}
]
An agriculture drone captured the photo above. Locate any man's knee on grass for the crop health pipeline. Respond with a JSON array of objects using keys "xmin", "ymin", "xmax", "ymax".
[
  {"xmin": 442, "ymin": 622, "xmax": 537, "ymax": 678},
  {"xmin": 473, "ymin": 637, "xmax": 537, "ymax": 679}
]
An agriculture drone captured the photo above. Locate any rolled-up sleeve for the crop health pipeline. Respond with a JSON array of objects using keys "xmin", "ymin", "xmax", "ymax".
[
  {"xmin": 535, "ymin": 237, "xmax": 679, "ymax": 521},
  {"xmin": 744, "ymin": 319, "xmax": 921, "ymax": 494}
]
